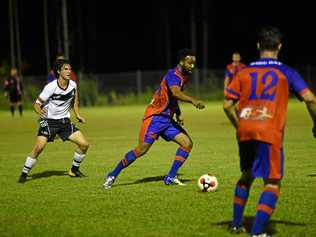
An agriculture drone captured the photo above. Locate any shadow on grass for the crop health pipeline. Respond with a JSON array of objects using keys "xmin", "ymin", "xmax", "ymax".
[
  {"xmin": 212, "ymin": 216, "xmax": 306, "ymax": 235},
  {"xmin": 115, "ymin": 174, "xmax": 193, "ymax": 187},
  {"xmin": 307, "ymin": 174, "xmax": 316, "ymax": 177},
  {"xmin": 29, "ymin": 170, "xmax": 68, "ymax": 180}
]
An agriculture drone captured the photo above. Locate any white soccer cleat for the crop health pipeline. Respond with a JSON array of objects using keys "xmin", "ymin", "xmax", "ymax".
[
  {"xmin": 252, "ymin": 233, "xmax": 271, "ymax": 237},
  {"xmin": 164, "ymin": 176, "xmax": 186, "ymax": 186},
  {"xmin": 103, "ymin": 175, "xmax": 116, "ymax": 189}
]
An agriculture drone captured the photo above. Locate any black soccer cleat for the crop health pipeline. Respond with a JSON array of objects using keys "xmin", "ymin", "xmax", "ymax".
[
  {"xmin": 68, "ymin": 167, "xmax": 85, "ymax": 177},
  {"xmin": 18, "ymin": 172, "xmax": 28, "ymax": 183}
]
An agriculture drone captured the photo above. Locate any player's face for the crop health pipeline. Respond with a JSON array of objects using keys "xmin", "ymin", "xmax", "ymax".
[
  {"xmin": 10, "ymin": 68, "xmax": 18, "ymax": 77},
  {"xmin": 60, "ymin": 64, "xmax": 72, "ymax": 80},
  {"xmin": 232, "ymin": 53, "xmax": 241, "ymax": 63},
  {"xmin": 181, "ymin": 55, "xmax": 196, "ymax": 74}
]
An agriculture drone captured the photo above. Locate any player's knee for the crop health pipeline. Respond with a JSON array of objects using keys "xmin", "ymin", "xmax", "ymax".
[
  {"xmin": 79, "ymin": 141, "xmax": 89, "ymax": 153},
  {"xmin": 183, "ymin": 139, "xmax": 193, "ymax": 151}
]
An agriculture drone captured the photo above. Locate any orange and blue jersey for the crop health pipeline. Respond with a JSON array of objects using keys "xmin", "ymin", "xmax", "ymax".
[
  {"xmin": 139, "ymin": 68, "xmax": 188, "ymax": 144},
  {"xmin": 225, "ymin": 63, "xmax": 247, "ymax": 85},
  {"xmin": 143, "ymin": 68, "xmax": 188, "ymax": 120},
  {"xmin": 225, "ymin": 58, "xmax": 309, "ymax": 148}
]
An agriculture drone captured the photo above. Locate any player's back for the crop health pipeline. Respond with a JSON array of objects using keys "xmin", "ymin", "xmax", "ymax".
[{"xmin": 226, "ymin": 58, "xmax": 308, "ymax": 146}]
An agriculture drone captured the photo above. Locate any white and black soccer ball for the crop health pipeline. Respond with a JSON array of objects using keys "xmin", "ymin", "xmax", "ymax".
[{"xmin": 197, "ymin": 174, "xmax": 218, "ymax": 192}]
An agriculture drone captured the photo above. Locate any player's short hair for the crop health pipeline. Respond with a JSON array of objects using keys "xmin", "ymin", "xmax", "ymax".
[
  {"xmin": 54, "ymin": 58, "xmax": 70, "ymax": 78},
  {"xmin": 258, "ymin": 26, "xmax": 282, "ymax": 51},
  {"xmin": 178, "ymin": 48, "xmax": 195, "ymax": 62}
]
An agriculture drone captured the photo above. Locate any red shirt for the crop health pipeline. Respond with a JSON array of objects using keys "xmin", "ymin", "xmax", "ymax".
[{"xmin": 225, "ymin": 58, "xmax": 309, "ymax": 147}]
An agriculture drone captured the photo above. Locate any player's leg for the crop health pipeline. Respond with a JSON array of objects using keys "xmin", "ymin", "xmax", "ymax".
[
  {"xmin": 68, "ymin": 130, "xmax": 89, "ymax": 177},
  {"xmin": 9, "ymin": 101, "xmax": 15, "ymax": 117},
  {"xmin": 18, "ymin": 136, "xmax": 48, "ymax": 183},
  {"xmin": 164, "ymin": 128, "xmax": 193, "ymax": 185},
  {"xmin": 104, "ymin": 117, "xmax": 157, "ymax": 189},
  {"xmin": 17, "ymin": 99, "xmax": 23, "ymax": 116},
  {"xmin": 250, "ymin": 143, "xmax": 283, "ymax": 236},
  {"xmin": 230, "ymin": 141, "xmax": 256, "ymax": 233},
  {"xmin": 108, "ymin": 141, "xmax": 151, "ymax": 177}
]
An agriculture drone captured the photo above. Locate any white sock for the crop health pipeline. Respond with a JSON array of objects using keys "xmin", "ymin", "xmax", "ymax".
[
  {"xmin": 72, "ymin": 152, "xmax": 86, "ymax": 167},
  {"xmin": 22, "ymin": 156, "xmax": 37, "ymax": 174}
]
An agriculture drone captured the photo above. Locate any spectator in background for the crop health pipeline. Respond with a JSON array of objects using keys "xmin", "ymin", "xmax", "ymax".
[
  {"xmin": 224, "ymin": 52, "xmax": 246, "ymax": 89},
  {"xmin": 4, "ymin": 67, "xmax": 23, "ymax": 117}
]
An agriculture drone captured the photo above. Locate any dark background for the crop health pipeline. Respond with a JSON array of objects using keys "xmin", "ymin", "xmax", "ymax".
[{"xmin": 0, "ymin": 0, "xmax": 315, "ymax": 75}]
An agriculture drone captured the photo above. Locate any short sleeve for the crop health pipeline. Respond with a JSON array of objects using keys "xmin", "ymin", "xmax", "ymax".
[
  {"xmin": 38, "ymin": 84, "xmax": 53, "ymax": 102},
  {"xmin": 165, "ymin": 74, "xmax": 181, "ymax": 88},
  {"xmin": 224, "ymin": 69, "xmax": 232, "ymax": 78},
  {"xmin": 287, "ymin": 69, "xmax": 309, "ymax": 96}
]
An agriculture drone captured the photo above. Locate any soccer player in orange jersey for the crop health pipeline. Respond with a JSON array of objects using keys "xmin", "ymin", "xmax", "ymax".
[
  {"xmin": 224, "ymin": 27, "xmax": 316, "ymax": 237},
  {"xmin": 103, "ymin": 49, "xmax": 205, "ymax": 189},
  {"xmin": 224, "ymin": 52, "xmax": 246, "ymax": 89}
]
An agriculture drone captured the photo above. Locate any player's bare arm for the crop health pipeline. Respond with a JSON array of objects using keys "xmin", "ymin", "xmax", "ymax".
[
  {"xmin": 72, "ymin": 89, "xmax": 86, "ymax": 123},
  {"xmin": 224, "ymin": 76, "xmax": 230, "ymax": 88},
  {"xmin": 170, "ymin": 85, "xmax": 205, "ymax": 109},
  {"xmin": 34, "ymin": 98, "xmax": 47, "ymax": 117},
  {"xmin": 223, "ymin": 98, "xmax": 238, "ymax": 129},
  {"xmin": 301, "ymin": 90, "xmax": 316, "ymax": 138}
]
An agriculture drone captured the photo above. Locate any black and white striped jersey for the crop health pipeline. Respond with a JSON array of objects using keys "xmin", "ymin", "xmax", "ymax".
[{"xmin": 38, "ymin": 80, "xmax": 77, "ymax": 119}]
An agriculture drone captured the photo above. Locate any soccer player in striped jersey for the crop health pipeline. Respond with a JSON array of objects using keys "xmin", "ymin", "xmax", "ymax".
[
  {"xmin": 224, "ymin": 27, "xmax": 316, "ymax": 237},
  {"xmin": 18, "ymin": 59, "xmax": 89, "ymax": 183},
  {"xmin": 103, "ymin": 49, "xmax": 205, "ymax": 189}
]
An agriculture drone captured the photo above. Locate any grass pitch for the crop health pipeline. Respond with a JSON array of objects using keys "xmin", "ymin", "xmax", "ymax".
[{"xmin": 0, "ymin": 100, "xmax": 315, "ymax": 237}]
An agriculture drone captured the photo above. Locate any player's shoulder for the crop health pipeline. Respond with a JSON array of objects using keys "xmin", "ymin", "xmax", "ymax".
[{"xmin": 69, "ymin": 79, "xmax": 77, "ymax": 88}]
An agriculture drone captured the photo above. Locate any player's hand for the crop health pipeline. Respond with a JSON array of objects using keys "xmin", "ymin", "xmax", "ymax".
[
  {"xmin": 176, "ymin": 114, "xmax": 184, "ymax": 126},
  {"xmin": 192, "ymin": 99, "xmax": 205, "ymax": 110},
  {"xmin": 39, "ymin": 108, "xmax": 48, "ymax": 117},
  {"xmin": 76, "ymin": 115, "xmax": 86, "ymax": 123}
]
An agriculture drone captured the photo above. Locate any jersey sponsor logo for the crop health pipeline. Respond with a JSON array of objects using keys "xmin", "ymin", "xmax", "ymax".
[{"xmin": 239, "ymin": 106, "xmax": 272, "ymax": 120}]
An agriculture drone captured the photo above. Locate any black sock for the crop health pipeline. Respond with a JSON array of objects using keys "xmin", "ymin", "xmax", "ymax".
[
  {"xmin": 10, "ymin": 106, "xmax": 14, "ymax": 116},
  {"xmin": 18, "ymin": 105, "xmax": 23, "ymax": 116},
  {"xmin": 71, "ymin": 165, "xmax": 79, "ymax": 171}
]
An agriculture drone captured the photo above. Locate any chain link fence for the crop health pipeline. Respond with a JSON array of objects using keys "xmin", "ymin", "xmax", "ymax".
[{"xmin": 1, "ymin": 66, "xmax": 315, "ymax": 109}]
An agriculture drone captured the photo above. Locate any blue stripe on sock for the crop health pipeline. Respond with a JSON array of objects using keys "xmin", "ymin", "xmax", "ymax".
[
  {"xmin": 176, "ymin": 148, "xmax": 189, "ymax": 158},
  {"xmin": 259, "ymin": 191, "xmax": 278, "ymax": 209}
]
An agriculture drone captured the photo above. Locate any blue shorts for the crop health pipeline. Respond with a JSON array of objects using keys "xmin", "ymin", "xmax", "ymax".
[
  {"xmin": 239, "ymin": 140, "xmax": 284, "ymax": 179},
  {"xmin": 139, "ymin": 115, "xmax": 186, "ymax": 144}
]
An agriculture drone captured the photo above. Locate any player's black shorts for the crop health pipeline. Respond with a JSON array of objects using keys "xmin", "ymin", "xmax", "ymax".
[
  {"xmin": 37, "ymin": 118, "xmax": 79, "ymax": 142},
  {"xmin": 9, "ymin": 93, "xmax": 22, "ymax": 103}
]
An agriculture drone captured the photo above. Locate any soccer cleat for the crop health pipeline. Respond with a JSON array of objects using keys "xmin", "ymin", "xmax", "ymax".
[
  {"xmin": 164, "ymin": 176, "xmax": 186, "ymax": 186},
  {"xmin": 229, "ymin": 225, "xmax": 247, "ymax": 234},
  {"xmin": 103, "ymin": 176, "xmax": 116, "ymax": 189},
  {"xmin": 68, "ymin": 168, "xmax": 85, "ymax": 177},
  {"xmin": 18, "ymin": 172, "xmax": 28, "ymax": 183},
  {"xmin": 252, "ymin": 233, "xmax": 271, "ymax": 237}
]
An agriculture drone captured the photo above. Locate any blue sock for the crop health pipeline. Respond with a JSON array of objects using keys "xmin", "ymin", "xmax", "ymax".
[
  {"xmin": 251, "ymin": 187, "xmax": 279, "ymax": 235},
  {"xmin": 167, "ymin": 147, "xmax": 190, "ymax": 178},
  {"xmin": 232, "ymin": 184, "xmax": 249, "ymax": 227},
  {"xmin": 108, "ymin": 150, "xmax": 138, "ymax": 177}
]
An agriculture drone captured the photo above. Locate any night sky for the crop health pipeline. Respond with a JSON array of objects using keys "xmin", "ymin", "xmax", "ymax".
[{"xmin": 0, "ymin": 0, "xmax": 315, "ymax": 75}]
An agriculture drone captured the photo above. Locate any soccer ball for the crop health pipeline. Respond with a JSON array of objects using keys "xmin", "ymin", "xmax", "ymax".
[{"xmin": 197, "ymin": 174, "xmax": 218, "ymax": 192}]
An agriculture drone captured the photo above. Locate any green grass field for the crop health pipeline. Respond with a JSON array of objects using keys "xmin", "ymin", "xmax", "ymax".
[{"xmin": 0, "ymin": 101, "xmax": 315, "ymax": 237}]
